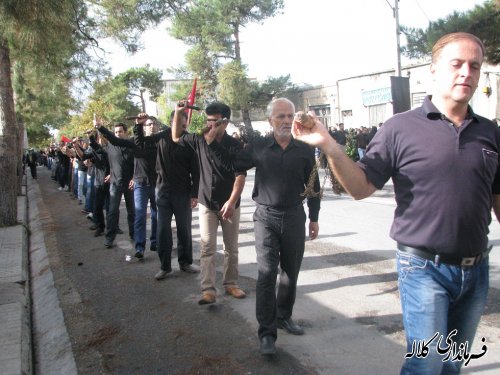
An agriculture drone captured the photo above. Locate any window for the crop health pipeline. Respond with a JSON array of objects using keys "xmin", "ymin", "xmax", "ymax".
[
  {"xmin": 412, "ymin": 92, "xmax": 426, "ymax": 108},
  {"xmin": 368, "ymin": 104, "xmax": 386, "ymax": 126},
  {"xmin": 310, "ymin": 105, "xmax": 331, "ymax": 127}
]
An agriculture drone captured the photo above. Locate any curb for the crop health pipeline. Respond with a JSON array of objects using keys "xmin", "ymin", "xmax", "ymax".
[{"xmin": 28, "ymin": 174, "xmax": 78, "ymax": 375}]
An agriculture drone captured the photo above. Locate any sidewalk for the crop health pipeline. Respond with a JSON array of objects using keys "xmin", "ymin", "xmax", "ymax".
[{"xmin": 0, "ymin": 181, "xmax": 31, "ymax": 375}]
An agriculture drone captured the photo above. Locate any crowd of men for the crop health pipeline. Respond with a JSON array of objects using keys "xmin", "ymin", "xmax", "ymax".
[{"xmin": 29, "ymin": 32, "xmax": 498, "ymax": 374}]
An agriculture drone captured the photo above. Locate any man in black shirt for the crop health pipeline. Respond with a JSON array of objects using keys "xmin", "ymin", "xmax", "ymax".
[
  {"xmin": 172, "ymin": 102, "xmax": 247, "ymax": 306},
  {"xmin": 95, "ymin": 121, "xmax": 135, "ymax": 248},
  {"xmin": 134, "ymin": 112, "xmax": 200, "ymax": 278},
  {"xmin": 332, "ymin": 123, "xmax": 347, "ymax": 146},
  {"xmin": 234, "ymin": 98, "xmax": 320, "ymax": 355}
]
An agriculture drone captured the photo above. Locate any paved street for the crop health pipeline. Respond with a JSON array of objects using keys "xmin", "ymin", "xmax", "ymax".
[{"xmin": 29, "ymin": 166, "xmax": 500, "ymax": 374}]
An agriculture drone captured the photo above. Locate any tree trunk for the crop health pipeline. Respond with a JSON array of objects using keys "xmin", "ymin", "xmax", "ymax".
[
  {"xmin": 0, "ymin": 37, "xmax": 18, "ymax": 226},
  {"xmin": 241, "ymin": 107, "xmax": 254, "ymax": 140}
]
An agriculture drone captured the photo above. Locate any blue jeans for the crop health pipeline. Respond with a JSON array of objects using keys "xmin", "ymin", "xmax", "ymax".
[
  {"xmin": 84, "ymin": 172, "xmax": 95, "ymax": 212},
  {"xmin": 78, "ymin": 170, "xmax": 87, "ymax": 201},
  {"xmin": 397, "ymin": 250, "xmax": 489, "ymax": 375},
  {"xmin": 133, "ymin": 182, "xmax": 157, "ymax": 253},
  {"xmin": 73, "ymin": 165, "xmax": 79, "ymax": 196}
]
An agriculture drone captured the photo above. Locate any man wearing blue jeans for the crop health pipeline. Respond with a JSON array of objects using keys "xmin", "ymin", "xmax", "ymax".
[
  {"xmin": 97, "ymin": 119, "xmax": 159, "ymax": 257},
  {"xmin": 293, "ymin": 32, "xmax": 500, "ymax": 374},
  {"xmin": 131, "ymin": 117, "xmax": 159, "ymax": 258}
]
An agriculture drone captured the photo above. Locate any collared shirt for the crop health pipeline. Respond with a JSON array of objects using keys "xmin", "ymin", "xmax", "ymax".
[
  {"xmin": 99, "ymin": 127, "xmax": 157, "ymax": 186},
  {"xmin": 134, "ymin": 125, "xmax": 199, "ymax": 197},
  {"xmin": 179, "ymin": 132, "xmax": 246, "ymax": 211},
  {"xmin": 98, "ymin": 127, "xmax": 135, "ymax": 186},
  {"xmin": 235, "ymin": 135, "xmax": 321, "ymax": 222},
  {"xmin": 358, "ymin": 95, "xmax": 500, "ymax": 256}
]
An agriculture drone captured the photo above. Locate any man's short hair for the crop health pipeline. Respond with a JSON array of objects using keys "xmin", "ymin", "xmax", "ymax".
[
  {"xmin": 205, "ymin": 102, "xmax": 231, "ymax": 119},
  {"xmin": 115, "ymin": 122, "xmax": 127, "ymax": 131},
  {"xmin": 432, "ymin": 32, "xmax": 485, "ymax": 63},
  {"xmin": 266, "ymin": 98, "xmax": 295, "ymax": 118}
]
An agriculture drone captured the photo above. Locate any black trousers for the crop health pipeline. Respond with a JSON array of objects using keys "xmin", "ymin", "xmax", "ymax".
[
  {"xmin": 29, "ymin": 163, "xmax": 37, "ymax": 178},
  {"xmin": 254, "ymin": 204, "xmax": 306, "ymax": 339},
  {"xmin": 156, "ymin": 189, "xmax": 193, "ymax": 272},
  {"xmin": 93, "ymin": 184, "xmax": 110, "ymax": 230}
]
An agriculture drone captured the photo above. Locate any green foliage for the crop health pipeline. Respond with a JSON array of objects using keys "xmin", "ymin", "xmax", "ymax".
[
  {"xmin": 95, "ymin": 0, "xmax": 185, "ymax": 52},
  {"xmin": 345, "ymin": 130, "xmax": 359, "ymax": 161},
  {"xmin": 248, "ymin": 74, "xmax": 299, "ymax": 109},
  {"xmin": 115, "ymin": 65, "xmax": 164, "ymax": 101},
  {"xmin": 217, "ymin": 61, "xmax": 251, "ymax": 110},
  {"xmin": 187, "ymin": 112, "xmax": 206, "ymax": 135},
  {"xmin": 170, "ymin": 0, "xmax": 285, "ymax": 111},
  {"xmin": 62, "ymin": 75, "xmax": 142, "ymax": 140},
  {"xmin": 401, "ymin": 0, "xmax": 500, "ymax": 64}
]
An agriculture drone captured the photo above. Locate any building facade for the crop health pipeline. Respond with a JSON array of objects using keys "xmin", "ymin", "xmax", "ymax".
[{"xmin": 295, "ymin": 62, "xmax": 499, "ymax": 130}]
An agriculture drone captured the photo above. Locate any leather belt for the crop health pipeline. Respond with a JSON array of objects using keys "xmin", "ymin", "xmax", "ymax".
[{"xmin": 397, "ymin": 243, "xmax": 491, "ymax": 267}]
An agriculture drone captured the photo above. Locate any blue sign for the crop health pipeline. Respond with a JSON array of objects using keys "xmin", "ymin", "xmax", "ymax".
[{"xmin": 362, "ymin": 87, "xmax": 392, "ymax": 106}]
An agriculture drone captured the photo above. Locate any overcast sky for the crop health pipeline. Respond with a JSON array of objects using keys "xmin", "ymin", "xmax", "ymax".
[{"xmin": 100, "ymin": 0, "xmax": 487, "ymax": 86}]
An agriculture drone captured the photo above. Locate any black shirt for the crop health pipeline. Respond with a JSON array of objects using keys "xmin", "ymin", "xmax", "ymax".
[
  {"xmin": 234, "ymin": 135, "xmax": 321, "ymax": 222},
  {"xmin": 179, "ymin": 132, "xmax": 246, "ymax": 210},
  {"xmin": 99, "ymin": 127, "xmax": 157, "ymax": 186},
  {"xmin": 359, "ymin": 96, "xmax": 500, "ymax": 256},
  {"xmin": 86, "ymin": 135, "xmax": 110, "ymax": 186},
  {"xmin": 98, "ymin": 127, "xmax": 135, "ymax": 187},
  {"xmin": 134, "ymin": 125, "xmax": 199, "ymax": 197},
  {"xmin": 332, "ymin": 130, "xmax": 347, "ymax": 146}
]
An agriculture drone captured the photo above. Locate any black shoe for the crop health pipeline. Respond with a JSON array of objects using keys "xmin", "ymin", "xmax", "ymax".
[
  {"xmin": 259, "ymin": 336, "xmax": 276, "ymax": 355},
  {"xmin": 104, "ymin": 239, "xmax": 113, "ymax": 248},
  {"xmin": 94, "ymin": 227, "xmax": 104, "ymax": 237},
  {"xmin": 277, "ymin": 318, "xmax": 304, "ymax": 335},
  {"xmin": 150, "ymin": 244, "xmax": 157, "ymax": 252},
  {"xmin": 89, "ymin": 224, "xmax": 97, "ymax": 230},
  {"xmin": 116, "ymin": 228, "xmax": 124, "ymax": 234},
  {"xmin": 134, "ymin": 251, "xmax": 144, "ymax": 260}
]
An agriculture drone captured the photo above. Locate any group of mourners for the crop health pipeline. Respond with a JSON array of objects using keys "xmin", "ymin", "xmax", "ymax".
[{"xmin": 32, "ymin": 32, "xmax": 497, "ymax": 374}]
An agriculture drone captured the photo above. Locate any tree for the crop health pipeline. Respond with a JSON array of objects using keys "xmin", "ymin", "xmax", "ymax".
[
  {"xmin": 95, "ymin": 0, "xmax": 186, "ymax": 52},
  {"xmin": 401, "ymin": 0, "xmax": 500, "ymax": 64},
  {"xmin": 248, "ymin": 74, "xmax": 299, "ymax": 109},
  {"xmin": 170, "ymin": 0, "xmax": 284, "ymax": 135},
  {"xmin": 0, "ymin": 0, "xmax": 85, "ymax": 225},
  {"xmin": 63, "ymin": 76, "xmax": 143, "ymax": 138},
  {"xmin": 114, "ymin": 65, "xmax": 164, "ymax": 112}
]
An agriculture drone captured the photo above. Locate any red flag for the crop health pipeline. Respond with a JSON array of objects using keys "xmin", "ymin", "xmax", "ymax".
[
  {"xmin": 61, "ymin": 135, "xmax": 71, "ymax": 143},
  {"xmin": 186, "ymin": 78, "xmax": 197, "ymax": 126}
]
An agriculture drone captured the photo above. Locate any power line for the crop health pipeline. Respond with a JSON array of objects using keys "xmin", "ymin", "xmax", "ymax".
[{"xmin": 413, "ymin": 0, "xmax": 431, "ymax": 24}]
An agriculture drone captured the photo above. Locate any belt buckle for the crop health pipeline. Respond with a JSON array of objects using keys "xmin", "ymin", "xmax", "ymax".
[{"xmin": 461, "ymin": 257, "xmax": 476, "ymax": 266}]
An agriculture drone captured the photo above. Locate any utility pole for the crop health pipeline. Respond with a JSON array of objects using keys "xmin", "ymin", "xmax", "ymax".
[{"xmin": 394, "ymin": 0, "xmax": 402, "ymax": 76}]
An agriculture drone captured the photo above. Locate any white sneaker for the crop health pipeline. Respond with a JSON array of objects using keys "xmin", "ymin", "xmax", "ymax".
[
  {"xmin": 155, "ymin": 269, "xmax": 172, "ymax": 280},
  {"xmin": 58, "ymin": 187, "xmax": 63, "ymax": 191}
]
